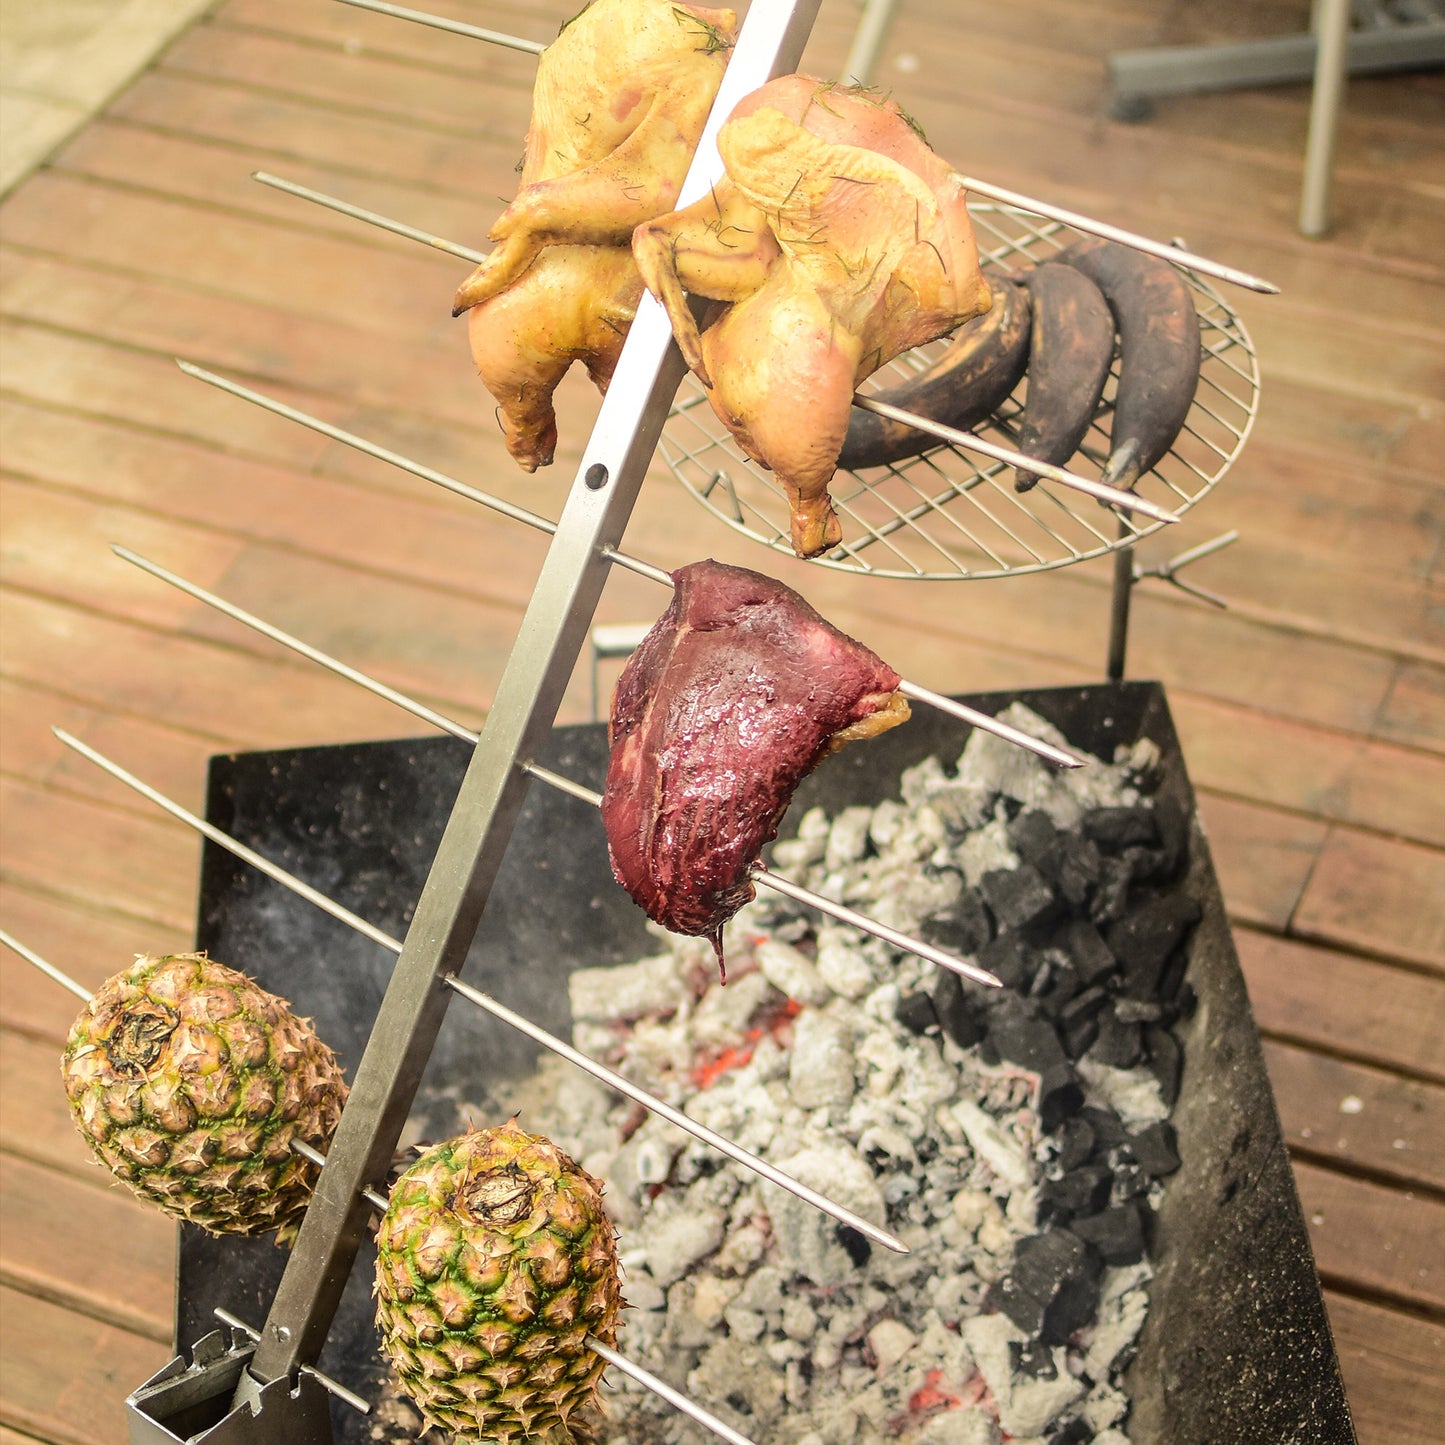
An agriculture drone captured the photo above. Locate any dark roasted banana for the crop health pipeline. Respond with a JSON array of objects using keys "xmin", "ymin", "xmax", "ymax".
[
  {"xmin": 1013, "ymin": 261, "xmax": 1116, "ymax": 491},
  {"xmin": 837, "ymin": 277, "xmax": 1031, "ymax": 472},
  {"xmin": 1055, "ymin": 237, "xmax": 1201, "ymax": 490}
]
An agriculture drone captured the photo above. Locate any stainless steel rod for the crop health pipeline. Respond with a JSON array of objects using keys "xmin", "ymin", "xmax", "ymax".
[
  {"xmin": 957, "ymin": 174, "xmax": 1280, "ymax": 294},
  {"xmin": 290, "ymin": 1139, "xmax": 389, "ymax": 1212},
  {"xmin": 253, "ymin": 172, "xmax": 487, "ymax": 263},
  {"xmin": 0, "ymin": 928, "xmax": 92, "ymax": 1002},
  {"xmin": 212, "ymin": 1310, "xmax": 372, "ymax": 1415},
  {"xmin": 586, "ymin": 1335, "xmax": 757, "ymax": 1445},
  {"xmin": 107, "ymin": 546, "xmax": 1006, "ymax": 987},
  {"xmin": 443, "ymin": 973, "xmax": 903, "ymax": 1255},
  {"xmin": 334, "ymin": 0, "xmax": 545, "ymax": 53},
  {"xmin": 49, "ymin": 722, "xmax": 909, "ymax": 1251},
  {"xmin": 849, "ymin": 396, "xmax": 1179, "ymax": 524},
  {"xmin": 177, "ymin": 363, "xmax": 1085, "ymax": 765}
]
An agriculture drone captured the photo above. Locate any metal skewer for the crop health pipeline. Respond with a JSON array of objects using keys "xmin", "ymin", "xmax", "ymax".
[
  {"xmin": 108, "ymin": 543, "xmax": 1010, "ymax": 988},
  {"xmin": 0, "ymin": 927, "xmax": 92, "ymax": 1002},
  {"xmin": 49, "ymin": 725, "xmax": 910, "ymax": 1255},
  {"xmin": 213, "ymin": 1309, "xmax": 372, "ymax": 1415},
  {"xmin": 849, "ymin": 394, "xmax": 1179, "ymax": 523},
  {"xmin": 335, "ymin": 0, "xmax": 545, "ymax": 53},
  {"xmin": 175, "ymin": 361, "xmax": 1084, "ymax": 769},
  {"xmin": 248, "ymin": 173, "xmax": 1178, "ymax": 526},
  {"xmin": 954, "ymin": 175, "xmax": 1279, "ymax": 294},
  {"xmin": 325, "ymin": 3, "xmax": 1278, "ymax": 297}
]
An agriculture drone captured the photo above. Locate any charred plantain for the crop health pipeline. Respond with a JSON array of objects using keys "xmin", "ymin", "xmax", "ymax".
[
  {"xmin": 1055, "ymin": 237, "xmax": 1201, "ymax": 491},
  {"xmin": 1013, "ymin": 261, "xmax": 1116, "ymax": 492},
  {"xmin": 837, "ymin": 277, "xmax": 1031, "ymax": 472}
]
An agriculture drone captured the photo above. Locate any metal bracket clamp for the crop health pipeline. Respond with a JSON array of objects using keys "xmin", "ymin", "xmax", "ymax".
[
  {"xmin": 126, "ymin": 1330, "xmax": 332, "ymax": 1445},
  {"xmin": 240, "ymin": 0, "xmax": 825, "ymax": 1399}
]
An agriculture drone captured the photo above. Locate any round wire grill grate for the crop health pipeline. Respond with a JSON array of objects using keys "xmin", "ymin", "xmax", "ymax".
[{"xmin": 659, "ymin": 205, "xmax": 1261, "ymax": 580}]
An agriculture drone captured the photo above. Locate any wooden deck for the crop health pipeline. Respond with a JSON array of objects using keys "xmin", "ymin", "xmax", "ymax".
[{"xmin": 0, "ymin": 0, "xmax": 1441, "ymax": 1439}]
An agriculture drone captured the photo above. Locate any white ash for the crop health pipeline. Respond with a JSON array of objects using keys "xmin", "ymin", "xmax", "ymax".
[{"xmin": 524, "ymin": 707, "xmax": 1176, "ymax": 1444}]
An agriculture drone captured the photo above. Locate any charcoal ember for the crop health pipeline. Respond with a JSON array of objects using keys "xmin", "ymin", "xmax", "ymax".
[
  {"xmin": 1107, "ymin": 1149, "xmax": 1150, "ymax": 1204},
  {"xmin": 1155, "ymin": 943, "xmax": 1192, "ymax": 1012},
  {"xmin": 1055, "ymin": 919, "xmax": 1117, "ymax": 987},
  {"xmin": 1112, "ymin": 996, "xmax": 1164, "ymax": 1025},
  {"xmin": 1008, "ymin": 809, "xmax": 1062, "ymax": 882},
  {"xmin": 980, "ymin": 864, "xmax": 1057, "ymax": 932},
  {"xmin": 1144, "ymin": 1024, "xmax": 1183, "ymax": 1108},
  {"xmin": 1056, "ymin": 834, "xmax": 1101, "ymax": 907},
  {"xmin": 1129, "ymin": 1120, "xmax": 1181, "ymax": 1178},
  {"xmin": 1089, "ymin": 856, "xmax": 1134, "ymax": 925},
  {"xmin": 1106, "ymin": 891, "xmax": 1202, "ymax": 999},
  {"xmin": 1071, "ymin": 1204, "xmax": 1146, "ymax": 1265},
  {"xmin": 1085, "ymin": 1006, "xmax": 1143, "ymax": 1069},
  {"xmin": 894, "ymin": 991, "xmax": 939, "ymax": 1036},
  {"xmin": 1055, "ymin": 1115, "xmax": 1095, "ymax": 1172},
  {"xmin": 1039, "ymin": 1164, "xmax": 1113, "ymax": 1223},
  {"xmin": 986, "ymin": 1228, "xmax": 1102, "ymax": 1344},
  {"xmin": 1029, "ymin": 958, "xmax": 1082, "ymax": 1019},
  {"xmin": 977, "ymin": 932, "xmax": 1032, "ymax": 991},
  {"xmin": 1061, "ymin": 1010, "xmax": 1100, "ymax": 1061},
  {"xmin": 1083, "ymin": 806, "xmax": 1158, "ymax": 850},
  {"xmin": 978, "ymin": 994, "xmax": 1083, "ymax": 1130},
  {"xmin": 923, "ymin": 887, "xmax": 993, "ymax": 955},
  {"xmin": 1080, "ymin": 1106, "xmax": 1128, "ymax": 1150},
  {"xmin": 1148, "ymin": 793, "xmax": 1190, "ymax": 883},
  {"xmin": 1010, "ymin": 1337, "xmax": 1059, "ymax": 1380},
  {"xmin": 1048, "ymin": 1422, "xmax": 1092, "ymax": 1445},
  {"xmin": 1058, "ymin": 984, "xmax": 1108, "ymax": 1030},
  {"xmin": 836, "ymin": 1224, "xmax": 871, "ymax": 1268},
  {"xmin": 932, "ymin": 969, "xmax": 984, "ymax": 1048}
]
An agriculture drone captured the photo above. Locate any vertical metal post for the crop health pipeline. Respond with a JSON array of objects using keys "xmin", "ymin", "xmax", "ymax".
[
  {"xmin": 843, "ymin": 0, "xmax": 901, "ymax": 84},
  {"xmin": 1299, "ymin": 0, "xmax": 1353, "ymax": 237},
  {"xmin": 1107, "ymin": 529, "xmax": 1135, "ymax": 681},
  {"xmin": 242, "ymin": 0, "xmax": 823, "ymax": 1397}
]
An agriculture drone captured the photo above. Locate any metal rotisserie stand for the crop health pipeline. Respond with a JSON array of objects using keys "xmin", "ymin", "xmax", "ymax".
[{"xmin": 166, "ymin": 683, "xmax": 1354, "ymax": 1445}]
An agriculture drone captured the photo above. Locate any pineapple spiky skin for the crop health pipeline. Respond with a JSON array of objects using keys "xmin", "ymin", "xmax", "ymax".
[
  {"xmin": 374, "ymin": 1120, "xmax": 622, "ymax": 1443},
  {"xmin": 61, "ymin": 952, "xmax": 347, "ymax": 1239}
]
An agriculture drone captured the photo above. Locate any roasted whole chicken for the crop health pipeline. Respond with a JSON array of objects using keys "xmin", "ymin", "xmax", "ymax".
[
  {"xmin": 601, "ymin": 559, "xmax": 910, "ymax": 973},
  {"xmin": 454, "ymin": 0, "xmax": 737, "ymax": 470},
  {"xmin": 633, "ymin": 75, "xmax": 991, "ymax": 557}
]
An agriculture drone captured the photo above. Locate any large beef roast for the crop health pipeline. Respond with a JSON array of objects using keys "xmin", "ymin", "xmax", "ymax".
[{"xmin": 601, "ymin": 559, "xmax": 910, "ymax": 970}]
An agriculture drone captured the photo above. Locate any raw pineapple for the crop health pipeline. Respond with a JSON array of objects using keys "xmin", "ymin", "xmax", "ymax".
[
  {"xmin": 61, "ymin": 951, "xmax": 347, "ymax": 1238},
  {"xmin": 374, "ymin": 1120, "xmax": 623, "ymax": 1443}
]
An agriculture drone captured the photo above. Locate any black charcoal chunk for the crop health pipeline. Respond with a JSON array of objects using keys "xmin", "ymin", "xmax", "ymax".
[
  {"xmin": 1085, "ymin": 1006, "xmax": 1143, "ymax": 1069},
  {"xmin": 1055, "ymin": 1116, "xmax": 1095, "ymax": 1172},
  {"xmin": 1080, "ymin": 1106, "xmax": 1128, "ymax": 1149},
  {"xmin": 1057, "ymin": 834, "xmax": 1101, "ymax": 907},
  {"xmin": 1083, "ymin": 806, "xmax": 1158, "ymax": 850},
  {"xmin": 1061, "ymin": 1011, "xmax": 1100, "ymax": 1061},
  {"xmin": 1129, "ymin": 1120, "xmax": 1181, "ymax": 1178},
  {"xmin": 981, "ymin": 865, "xmax": 1057, "ymax": 932},
  {"xmin": 933, "ymin": 970, "xmax": 984, "ymax": 1049},
  {"xmin": 1057, "ymin": 920, "xmax": 1117, "ymax": 987},
  {"xmin": 894, "ymin": 991, "xmax": 939, "ymax": 1036},
  {"xmin": 1106, "ymin": 892, "xmax": 1202, "ymax": 999},
  {"xmin": 1108, "ymin": 1150, "xmax": 1150, "ymax": 1204},
  {"xmin": 1089, "ymin": 856, "xmax": 1134, "ymax": 925},
  {"xmin": 1144, "ymin": 1025, "xmax": 1183, "ymax": 1108},
  {"xmin": 1039, "ymin": 1164, "xmax": 1113, "ymax": 1222},
  {"xmin": 836, "ymin": 1224, "xmax": 871, "ymax": 1268},
  {"xmin": 1029, "ymin": 958, "xmax": 1082, "ymax": 1019},
  {"xmin": 1008, "ymin": 810, "xmax": 1061, "ymax": 881},
  {"xmin": 977, "ymin": 932, "xmax": 1032, "ymax": 991},
  {"xmin": 1058, "ymin": 984, "xmax": 1108, "ymax": 1028},
  {"xmin": 1048, "ymin": 1421, "xmax": 1092, "ymax": 1445},
  {"xmin": 1009, "ymin": 1338, "xmax": 1059, "ymax": 1380},
  {"xmin": 987, "ymin": 1228, "xmax": 1103, "ymax": 1344},
  {"xmin": 1071, "ymin": 1204, "xmax": 1146, "ymax": 1265},
  {"xmin": 1112, "ymin": 996, "xmax": 1164, "ymax": 1024},
  {"xmin": 1150, "ymin": 794, "xmax": 1190, "ymax": 882},
  {"xmin": 924, "ymin": 887, "xmax": 993, "ymax": 955}
]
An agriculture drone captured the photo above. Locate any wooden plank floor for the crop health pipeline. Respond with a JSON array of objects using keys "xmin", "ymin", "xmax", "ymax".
[{"xmin": 1, "ymin": 0, "xmax": 1441, "ymax": 1439}]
